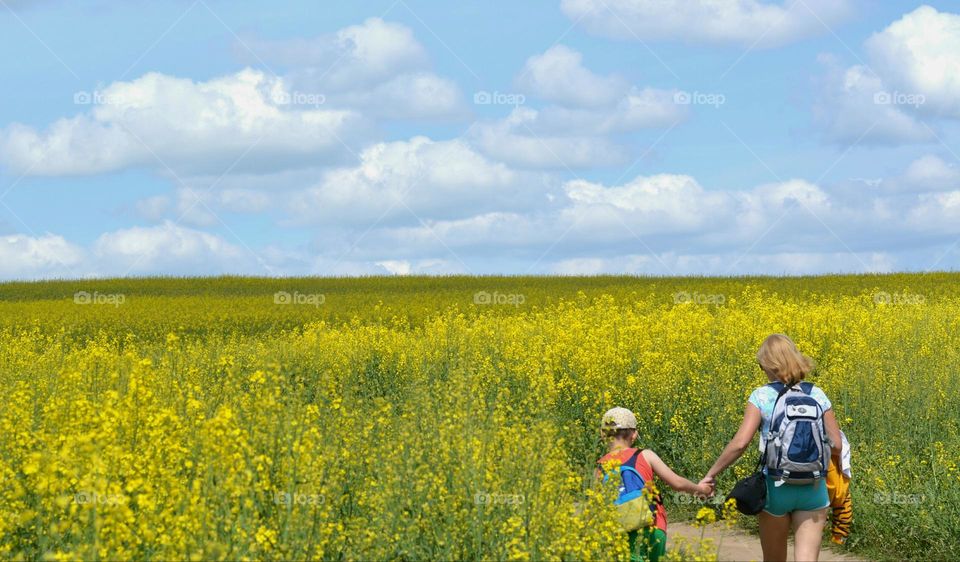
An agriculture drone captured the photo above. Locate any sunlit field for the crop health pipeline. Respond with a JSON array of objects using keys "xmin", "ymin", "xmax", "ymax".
[{"xmin": 1, "ymin": 275, "xmax": 957, "ymax": 561}]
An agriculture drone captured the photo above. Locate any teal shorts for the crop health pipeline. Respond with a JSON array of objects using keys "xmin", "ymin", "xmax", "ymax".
[{"xmin": 764, "ymin": 476, "xmax": 830, "ymax": 517}]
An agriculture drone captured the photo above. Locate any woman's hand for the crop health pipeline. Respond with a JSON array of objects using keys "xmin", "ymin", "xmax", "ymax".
[{"xmin": 695, "ymin": 476, "xmax": 716, "ymax": 498}]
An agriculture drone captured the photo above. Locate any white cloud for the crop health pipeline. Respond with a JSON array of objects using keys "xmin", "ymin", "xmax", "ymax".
[
  {"xmin": 814, "ymin": 60, "xmax": 934, "ymax": 145},
  {"xmin": 0, "ymin": 69, "xmax": 367, "ymax": 176},
  {"xmin": 470, "ymin": 108, "xmax": 630, "ymax": 168},
  {"xmin": 249, "ymin": 18, "xmax": 465, "ymax": 121},
  {"xmin": 815, "ymin": 7, "xmax": 960, "ymax": 145},
  {"xmin": 907, "ymin": 190, "xmax": 960, "ymax": 233},
  {"xmin": 530, "ymin": 88, "xmax": 686, "ymax": 134},
  {"xmin": 248, "ymin": 18, "xmax": 429, "ymax": 91},
  {"xmin": 343, "ymin": 174, "xmax": 842, "ymax": 263},
  {"xmin": 93, "ymin": 221, "xmax": 250, "ymax": 275},
  {"xmin": 0, "ymin": 234, "xmax": 85, "ymax": 279},
  {"xmin": 0, "ymin": 18, "xmax": 471, "ymax": 179},
  {"xmin": 328, "ymin": 160, "xmax": 960, "ymax": 275},
  {"xmin": 865, "ymin": 6, "xmax": 960, "ymax": 117},
  {"xmin": 471, "ymin": 45, "xmax": 684, "ymax": 169},
  {"xmin": 887, "ymin": 154, "xmax": 960, "ymax": 192},
  {"xmin": 292, "ymin": 136, "xmax": 555, "ymax": 226},
  {"xmin": 8, "ymin": 153, "xmax": 960, "ymax": 278},
  {"xmin": 516, "ymin": 45, "xmax": 628, "ymax": 107},
  {"xmin": 563, "ymin": 173, "xmax": 729, "ymax": 234},
  {"xmin": 560, "ymin": 0, "xmax": 853, "ymax": 47}
]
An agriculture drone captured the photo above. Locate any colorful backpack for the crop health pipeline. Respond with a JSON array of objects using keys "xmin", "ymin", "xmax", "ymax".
[
  {"xmin": 600, "ymin": 449, "xmax": 661, "ymax": 531},
  {"xmin": 764, "ymin": 382, "xmax": 831, "ymax": 484}
]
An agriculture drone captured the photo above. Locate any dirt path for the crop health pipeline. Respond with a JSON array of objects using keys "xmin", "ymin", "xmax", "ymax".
[{"xmin": 669, "ymin": 522, "xmax": 868, "ymax": 562}]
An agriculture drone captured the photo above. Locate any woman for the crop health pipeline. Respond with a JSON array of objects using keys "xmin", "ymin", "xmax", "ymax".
[{"xmin": 703, "ymin": 334, "xmax": 842, "ymax": 562}]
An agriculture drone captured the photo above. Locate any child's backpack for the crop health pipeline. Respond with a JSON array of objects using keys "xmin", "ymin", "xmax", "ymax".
[
  {"xmin": 764, "ymin": 382, "xmax": 830, "ymax": 484},
  {"xmin": 600, "ymin": 449, "xmax": 660, "ymax": 531}
]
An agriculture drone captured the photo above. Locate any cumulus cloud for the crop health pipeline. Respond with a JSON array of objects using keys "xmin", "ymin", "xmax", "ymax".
[
  {"xmin": 560, "ymin": 0, "xmax": 854, "ymax": 47},
  {"xmin": 246, "ymin": 18, "xmax": 429, "ymax": 91},
  {"xmin": 865, "ymin": 6, "xmax": 960, "ymax": 118},
  {"xmin": 92, "ymin": 221, "xmax": 251, "ymax": 275},
  {"xmin": 516, "ymin": 45, "xmax": 628, "ymax": 107},
  {"xmin": 563, "ymin": 173, "xmax": 729, "ymax": 234},
  {"xmin": 323, "ymin": 158, "xmax": 960, "ymax": 275},
  {"xmin": 291, "ymin": 136, "xmax": 556, "ymax": 226},
  {"xmin": 247, "ymin": 18, "xmax": 466, "ymax": 121},
  {"xmin": 813, "ymin": 58, "xmax": 934, "ymax": 145},
  {"xmin": 0, "ymin": 69, "xmax": 368, "ymax": 176},
  {"xmin": 883, "ymin": 154, "xmax": 960, "ymax": 192},
  {"xmin": 0, "ymin": 18, "xmax": 469, "ymax": 179},
  {"xmin": 471, "ymin": 45, "xmax": 685, "ymax": 169},
  {"xmin": 815, "ymin": 6, "xmax": 960, "ymax": 145},
  {"xmin": 6, "ymin": 153, "xmax": 960, "ymax": 279},
  {"xmin": 907, "ymin": 191, "xmax": 960, "ymax": 233},
  {"xmin": 469, "ymin": 108, "xmax": 631, "ymax": 168},
  {"xmin": 0, "ymin": 233, "xmax": 85, "ymax": 279}
]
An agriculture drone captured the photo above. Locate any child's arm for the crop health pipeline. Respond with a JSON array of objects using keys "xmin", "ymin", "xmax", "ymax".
[{"xmin": 641, "ymin": 449, "xmax": 713, "ymax": 496}]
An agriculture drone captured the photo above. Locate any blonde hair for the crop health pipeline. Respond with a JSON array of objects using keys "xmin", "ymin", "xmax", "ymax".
[{"xmin": 757, "ymin": 334, "xmax": 815, "ymax": 385}]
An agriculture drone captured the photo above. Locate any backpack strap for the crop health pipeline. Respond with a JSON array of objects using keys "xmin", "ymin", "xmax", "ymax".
[
  {"xmin": 761, "ymin": 382, "xmax": 795, "ymax": 465},
  {"xmin": 798, "ymin": 381, "xmax": 814, "ymax": 395},
  {"xmin": 634, "ymin": 449, "xmax": 665, "ymax": 507},
  {"xmin": 597, "ymin": 448, "xmax": 641, "ymax": 482}
]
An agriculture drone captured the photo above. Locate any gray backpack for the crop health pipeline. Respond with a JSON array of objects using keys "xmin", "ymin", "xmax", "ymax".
[{"xmin": 763, "ymin": 382, "xmax": 830, "ymax": 484}]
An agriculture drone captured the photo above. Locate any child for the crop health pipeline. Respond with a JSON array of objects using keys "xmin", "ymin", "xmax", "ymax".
[
  {"xmin": 596, "ymin": 407, "xmax": 715, "ymax": 562},
  {"xmin": 826, "ymin": 430, "xmax": 853, "ymax": 545}
]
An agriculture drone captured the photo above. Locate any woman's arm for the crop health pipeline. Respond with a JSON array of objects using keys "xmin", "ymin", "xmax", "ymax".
[
  {"xmin": 822, "ymin": 408, "xmax": 843, "ymax": 459},
  {"xmin": 704, "ymin": 402, "xmax": 762, "ymax": 480},
  {"xmin": 641, "ymin": 449, "xmax": 713, "ymax": 496}
]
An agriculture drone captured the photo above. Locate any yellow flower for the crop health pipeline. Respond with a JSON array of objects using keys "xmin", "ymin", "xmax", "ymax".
[{"xmin": 694, "ymin": 507, "xmax": 717, "ymax": 527}]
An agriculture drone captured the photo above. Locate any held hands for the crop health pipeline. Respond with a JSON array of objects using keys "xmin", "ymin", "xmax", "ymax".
[{"xmin": 694, "ymin": 476, "xmax": 716, "ymax": 499}]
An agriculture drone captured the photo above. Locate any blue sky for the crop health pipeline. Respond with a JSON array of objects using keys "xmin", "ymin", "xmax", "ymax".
[{"xmin": 2, "ymin": 0, "xmax": 960, "ymax": 278}]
